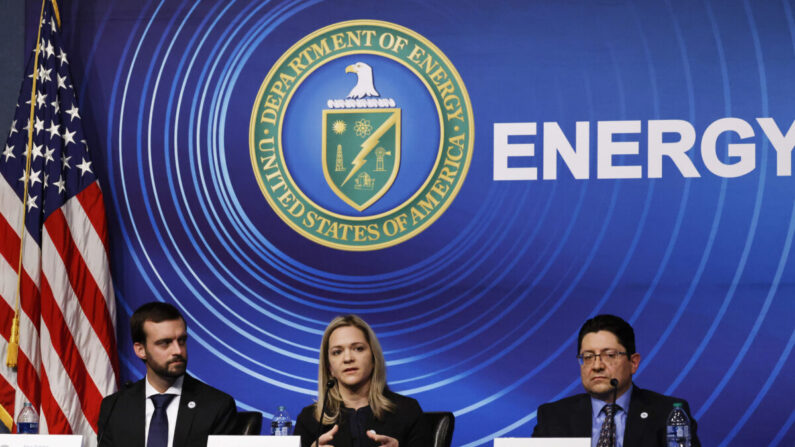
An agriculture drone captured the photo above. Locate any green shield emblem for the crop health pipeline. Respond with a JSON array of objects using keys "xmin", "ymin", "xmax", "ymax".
[
  {"xmin": 322, "ymin": 108, "xmax": 401, "ymax": 212},
  {"xmin": 251, "ymin": 20, "xmax": 473, "ymax": 251}
]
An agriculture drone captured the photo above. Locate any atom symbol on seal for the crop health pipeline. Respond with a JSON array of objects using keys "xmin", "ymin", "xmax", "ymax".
[{"xmin": 354, "ymin": 119, "xmax": 372, "ymax": 137}]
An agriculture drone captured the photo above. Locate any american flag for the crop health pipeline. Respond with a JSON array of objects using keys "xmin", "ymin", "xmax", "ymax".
[{"xmin": 0, "ymin": 0, "xmax": 118, "ymax": 442}]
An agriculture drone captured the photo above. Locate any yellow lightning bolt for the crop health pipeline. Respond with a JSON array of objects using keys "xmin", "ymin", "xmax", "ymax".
[{"xmin": 341, "ymin": 112, "xmax": 398, "ymax": 186}]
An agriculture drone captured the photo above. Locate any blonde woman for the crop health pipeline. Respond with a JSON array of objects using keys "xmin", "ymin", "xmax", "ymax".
[{"xmin": 294, "ymin": 315, "xmax": 431, "ymax": 447}]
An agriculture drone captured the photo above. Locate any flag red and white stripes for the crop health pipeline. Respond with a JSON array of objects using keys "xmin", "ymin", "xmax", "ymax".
[{"xmin": 0, "ymin": 0, "xmax": 118, "ymax": 443}]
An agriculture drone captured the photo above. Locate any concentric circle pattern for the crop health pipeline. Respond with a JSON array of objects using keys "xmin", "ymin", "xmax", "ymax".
[{"xmin": 56, "ymin": 0, "xmax": 795, "ymax": 445}]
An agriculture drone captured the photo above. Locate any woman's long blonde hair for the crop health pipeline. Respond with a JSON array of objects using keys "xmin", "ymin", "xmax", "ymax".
[{"xmin": 314, "ymin": 315, "xmax": 395, "ymax": 424}]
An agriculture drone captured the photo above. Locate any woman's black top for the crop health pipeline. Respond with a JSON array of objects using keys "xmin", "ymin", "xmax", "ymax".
[{"xmin": 294, "ymin": 390, "xmax": 431, "ymax": 447}]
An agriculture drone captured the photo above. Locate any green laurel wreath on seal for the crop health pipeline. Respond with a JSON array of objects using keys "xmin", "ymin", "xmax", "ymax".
[{"xmin": 250, "ymin": 20, "xmax": 474, "ymax": 251}]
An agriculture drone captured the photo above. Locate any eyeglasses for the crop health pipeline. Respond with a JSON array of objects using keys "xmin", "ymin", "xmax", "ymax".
[{"xmin": 576, "ymin": 349, "xmax": 628, "ymax": 366}]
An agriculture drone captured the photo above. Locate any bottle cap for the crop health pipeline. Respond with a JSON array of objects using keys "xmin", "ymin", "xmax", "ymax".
[
  {"xmin": 673, "ymin": 402, "xmax": 683, "ymax": 408},
  {"xmin": 278, "ymin": 405, "xmax": 286, "ymax": 411}
]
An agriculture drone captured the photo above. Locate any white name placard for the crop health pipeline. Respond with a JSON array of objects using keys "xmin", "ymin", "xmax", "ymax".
[
  {"xmin": 0, "ymin": 434, "xmax": 83, "ymax": 447},
  {"xmin": 494, "ymin": 438, "xmax": 590, "ymax": 447},
  {"xmin": 207, "ymin": 435, "xmax": 300, "ymax": 447}
]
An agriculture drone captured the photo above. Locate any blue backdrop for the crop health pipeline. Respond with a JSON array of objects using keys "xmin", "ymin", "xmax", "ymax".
[{"xmin": 38, "ymin": 0, "xmax": 795, "ymax": 445}]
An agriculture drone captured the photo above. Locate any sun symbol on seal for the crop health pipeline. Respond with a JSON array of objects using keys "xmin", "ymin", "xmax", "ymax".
[{"xmin": 332, "ymin": 120, "xmax": 347, "ymax": 134}]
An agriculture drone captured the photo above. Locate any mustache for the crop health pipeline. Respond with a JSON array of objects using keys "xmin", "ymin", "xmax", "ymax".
[{"xmin": 167, "ymin": 356, "xmax": 186, "ymax": 365}]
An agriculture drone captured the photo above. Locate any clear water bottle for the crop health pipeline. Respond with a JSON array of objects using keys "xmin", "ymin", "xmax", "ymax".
[
  {"xmin": 17, "ymin": 402, "xmax": 39, "ymax": 434},
  {"xmin": 666, "ymin": 402, "xmax": 691, "ymax": 447},
  {"xmin": 271, "ymin": 405, "xmax": 292, "ymax": 436}
]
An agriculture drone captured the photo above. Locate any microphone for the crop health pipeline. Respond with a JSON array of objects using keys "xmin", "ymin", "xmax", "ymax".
[
  {"xmin": 609, "ymin": 378, "xmax": 619, "ymax": 447},
  {"xmin": 609, "ymin": 378, "xmax": 619, "ymax": 401},
  {"xmin": 314, "ymin": 378, "xmax": 336, "ymax": 447}
]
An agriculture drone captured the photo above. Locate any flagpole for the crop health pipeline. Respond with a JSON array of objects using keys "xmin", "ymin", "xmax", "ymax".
[
  {"xmin": 51, "ymin": 0, "xmax": 61, "ymax": 28},
  {"xmin": 7, "ymin": 0, "xmax": 49, "ymax": 369}
]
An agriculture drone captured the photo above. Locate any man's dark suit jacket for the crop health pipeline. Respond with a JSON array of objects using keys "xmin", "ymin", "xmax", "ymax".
[
  {"xmin": 532, "ymin": 386, "xmax": 701, "ymax": 447},
  {"xmin": 97, "ymin": 374, "xmax": 237, "ymax": 447},
  {"xmin": 293, "ymin": 390, "xmax": 431, "ymax": 447}
]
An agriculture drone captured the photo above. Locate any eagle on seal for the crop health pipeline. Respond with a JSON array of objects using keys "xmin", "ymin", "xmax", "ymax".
[{"xmin": 345, "ymin": 62, "xmax": 380, "ymax": 98}]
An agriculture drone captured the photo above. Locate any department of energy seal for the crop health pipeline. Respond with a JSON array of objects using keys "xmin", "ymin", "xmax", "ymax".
[{"xmin": 250, "ymin": 20, "xmax": 473, "ymax": 251}]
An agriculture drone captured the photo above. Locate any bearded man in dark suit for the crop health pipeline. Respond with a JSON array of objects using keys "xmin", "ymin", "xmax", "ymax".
[
  {"xmin": 532, "ymin": 314, "xmax": 701, "ymax": 447},
  {"xmin": 97, "ymin": 302, "xmax": 237, "ymax": 447}
]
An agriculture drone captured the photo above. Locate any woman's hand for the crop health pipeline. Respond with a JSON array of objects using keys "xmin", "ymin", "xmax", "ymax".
[
  {"xmin": 313, "ymin": 424, "xmax": 339, "ymax": 447},
  {"xmin": 366, "ymin": 430, "xmax": 398, "ymax": 447}
]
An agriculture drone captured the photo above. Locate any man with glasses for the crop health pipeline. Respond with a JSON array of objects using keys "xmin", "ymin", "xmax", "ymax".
[{"xmin": 532, "ymin": 314, "xmax": 700, "ymax": 446}]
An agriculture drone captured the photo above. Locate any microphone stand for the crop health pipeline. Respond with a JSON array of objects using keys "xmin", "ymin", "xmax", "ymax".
[{"xmin": 314, "ymin": 379, "xmax": 336, "ymax": 447}]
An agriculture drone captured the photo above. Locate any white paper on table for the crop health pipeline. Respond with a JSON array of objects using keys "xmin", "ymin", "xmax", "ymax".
[
  {"xmin": 0, "ymin": 434, "xmax": 83, "ymax": 447},
  {"xmin": 494, "ymin": 438, "xmax": 590, "ymax": 447},
  {"xmin": 207, "ymin": 435, "xmax": 300, "ymax": 447}
]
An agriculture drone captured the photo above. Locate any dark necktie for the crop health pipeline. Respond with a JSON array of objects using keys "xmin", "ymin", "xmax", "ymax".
[
  {"xmin": 148, "ymin": 394, "xmax": 176, "ymax": 447},
  {"xmin": 596, "ymin": 403, "xmax": 619, "ymax": 447}
]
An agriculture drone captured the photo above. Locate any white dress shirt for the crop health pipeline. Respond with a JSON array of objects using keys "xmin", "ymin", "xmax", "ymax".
[{"xmin": 144, "ymin": 374, "xmax": 184, "ymax": 447}]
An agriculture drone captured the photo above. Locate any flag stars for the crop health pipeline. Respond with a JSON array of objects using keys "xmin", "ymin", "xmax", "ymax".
[
  {"xmin": 31, "ymin": 143, "xmax": 44, "ymax": 161},
  {"xmin": 36, "ymin": 92, "xmax": 48, "ymax": 109},
  {"xmin": 61, "ymin": 154, "xmax": 72, "ymax": 170},
  {"xmin": 57, "ymin": 49, "xmax": 68, "ymax": 66},
  {"xmin": 27, "ymin": 195, "xmax": 38, "ymax": 211},
  {"xmin": 38, "ymin": 66, "xmax": 52, "ymax": 83},
  {"xmin": 44, "ymin": 147, "xmax": 55, "ymax": 164},
  {"xmin": 66, "ymin": 105, "xmax": 80, "ymax": 122},
  {"xmin": 9, "ymin": 120, "xmax": 18, "ymax": 136},
  {"xmin": 62, "ymin": 128, "xmax": 76, "ymax": 147},
  {"xmin": 46, "ymin": 121, "xmax": 60, "ymax": 139},
  {"xmin": 53, "ymin": 176, "xmax": 66, "ymax": 194},
  {"xmin": 2, "ymin": 145, "xmax": 14, "ymax": 161},
  {"xmin": 21, "ymin": 169, "xmax": 42, "ymax": 186},
  {"xmin": 57, "ymin": 73, "xmax": 67, "ymax": 90},
  {"xmin": 50, "ymin": 16, "xmax": 57, "ymax": 33},
  {"xmin": 42, "ymin": 39, "xmax": 55, "ymax": 59},
  {"xmin": 34, "ymin": 116, "xmax": 45, "ymax": 135},
  {"xmin": 76, "ymin": 158, "xmax": 92, "ymax": 176},
  {"xmin": 51, "ymin": 99, "xmax": 60, "ymax": 114},
  {"xmin": 30, "ymin": 169, "xmax": 42, "ymax": 186}
]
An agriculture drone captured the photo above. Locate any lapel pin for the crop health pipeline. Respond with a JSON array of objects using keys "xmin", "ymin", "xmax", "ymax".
[
  {"xmin": 188, "ymin": 401, "xmax": 196, "ymax": 409},
  {"xmin": 640, "ymin": 411, "xmax": 648, "ymax": 419}
]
